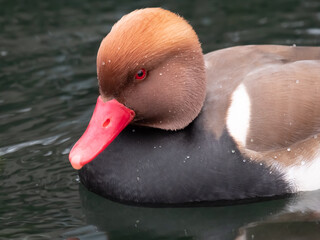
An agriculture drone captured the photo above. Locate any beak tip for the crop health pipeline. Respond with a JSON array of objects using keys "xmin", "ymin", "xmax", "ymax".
[{"xmin": 69, "ymin": 154, "xmax": 83, "ymax": 170}]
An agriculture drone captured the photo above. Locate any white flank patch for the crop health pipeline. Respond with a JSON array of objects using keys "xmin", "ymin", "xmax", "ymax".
[
  {"xmin": 226, "ymin": 84, "xmax": 251, "ymax": 146},
  {"xmin": 284, "ymin": 154, "xmax": 320, "ymax": 192}
]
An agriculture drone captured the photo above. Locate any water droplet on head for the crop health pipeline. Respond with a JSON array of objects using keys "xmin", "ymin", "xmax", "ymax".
[
  {"xmin": 102, "ymin": 61, "xmax": 106, "ymax": 65},
  {"xmin": 137, "ymin": 176, "xmax": 140, "ymax": 181},
  {"xmin": 108, "ymin": 59, "xmax": 111, "ymax": 63},
  {"xmin": 231, "ymin": 150, "xmax": 235, "ymax": 153},
  {"xmin": 243, "ymin": 159, "xmax": 246, "ymax": 162},
  {"xmin": 132, "ymin": 129, "xmax": 136, "ymax": 133},
  {"xmin": 293, "ymin": 44, "xmax": 297, "ymax": 47},
  {"xmin": 287, "ymin": 148, "xmax": 291, "ymax": 152},
  {"xmin": 301, "ymin": 161, "xmax": 306, "ymax": 165},
  {"xmin": 159, "ymin": 73, "xmax": 163, "ymax": 76},
  {"xmin": 295, "ymin": 80, "xmax": 299, "ymax": 84}
]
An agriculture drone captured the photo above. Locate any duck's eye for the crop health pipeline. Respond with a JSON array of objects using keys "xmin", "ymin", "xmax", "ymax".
[{"xmin": 135, "ymin": 68, "xmax": 147, "ymax": 80}]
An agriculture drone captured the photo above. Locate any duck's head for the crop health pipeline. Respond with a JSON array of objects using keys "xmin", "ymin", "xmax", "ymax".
[{"xmin": 69, "ymin": 8, "xmax": 206, "ymax": 170}]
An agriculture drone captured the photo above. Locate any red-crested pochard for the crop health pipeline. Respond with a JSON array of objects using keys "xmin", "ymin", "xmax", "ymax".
[{"xmin": 69, "ymin": 8, "xmax": 320, "ymax": 205}]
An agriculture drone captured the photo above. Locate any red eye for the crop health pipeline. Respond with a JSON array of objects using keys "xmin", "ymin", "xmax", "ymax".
[{"xmin": 135, "ymin": 68, "xmax": 147, "ymax": 80}]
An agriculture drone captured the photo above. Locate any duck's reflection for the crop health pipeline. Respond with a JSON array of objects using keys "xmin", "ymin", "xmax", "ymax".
[
  {"xmin": 235, "ymin": 191, "xmax": 320, "ymax": 240},
  {"xmin": 75, "ymin": 187, "xmax": 320, "ymax": 240}
]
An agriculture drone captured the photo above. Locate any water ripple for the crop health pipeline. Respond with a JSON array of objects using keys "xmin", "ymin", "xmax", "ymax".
[{"xmin": 0, "ymin": 135, "xmax": 61, "ymax": 156}]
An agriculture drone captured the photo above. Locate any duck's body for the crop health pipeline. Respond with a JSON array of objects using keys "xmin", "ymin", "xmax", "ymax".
[
  {"xmin": 70, "ymin": 8, "xmax": 320, "ymax": 205},
  {"xmin": 79, "ymin": 109, "xmax": 290, "ymax": 205}
]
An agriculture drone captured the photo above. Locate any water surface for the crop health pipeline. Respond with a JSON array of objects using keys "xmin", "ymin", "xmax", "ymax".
[{"xmin": 1, "ymin": 0, "xmax": 320, "ymax": 239}]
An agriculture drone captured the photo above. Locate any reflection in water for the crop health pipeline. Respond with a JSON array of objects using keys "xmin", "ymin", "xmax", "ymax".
[
  {"xmin": 236, "ymin": 191, "xmax": 320, "ymax": 240},
  {"xmin": 1, "ymin": 0, "xmax": 320, "ymax": 239},
  {"xmin": 77, "ymin": 185, "xmax": 286, "ymax": 240},
  {"xmin": 74, "ymin": 186, "xmax": 320, "ymax": 240},
  {"xmin": 76, "ymin": 188, "xmax": 320, "ymax": 240}
]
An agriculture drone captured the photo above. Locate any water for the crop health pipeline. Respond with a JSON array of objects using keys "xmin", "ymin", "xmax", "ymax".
[{"xmin": 1, "ymin": 0, "xmax": 320, "ymax": 239}]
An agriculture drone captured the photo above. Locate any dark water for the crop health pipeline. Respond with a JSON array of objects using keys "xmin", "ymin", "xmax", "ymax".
[{"xmin": 1, "ymin": 0, "xmax": 320, "ymax": 239}]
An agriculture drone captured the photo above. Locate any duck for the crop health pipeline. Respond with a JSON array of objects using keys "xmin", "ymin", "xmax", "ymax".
[{"xmin": 69, "ymin": 7, "xmax": 320, "ymax": 205}]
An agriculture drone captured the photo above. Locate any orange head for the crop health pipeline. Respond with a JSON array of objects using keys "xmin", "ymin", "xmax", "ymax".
[{"xmin": 97, "ymin": 8, "xmax": 206, "ymax": 130}]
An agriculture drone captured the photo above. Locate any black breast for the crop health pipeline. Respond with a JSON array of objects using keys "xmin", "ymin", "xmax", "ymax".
[{"xmin": 79, "ymin": 111, "xmax": 292, "ymax": 206}]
